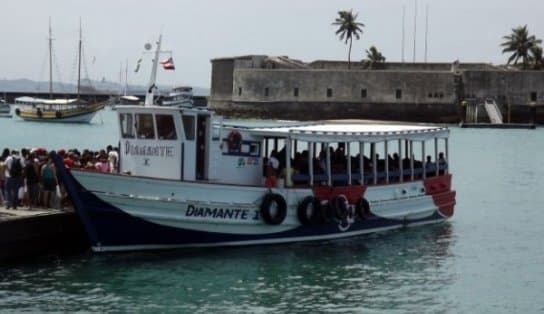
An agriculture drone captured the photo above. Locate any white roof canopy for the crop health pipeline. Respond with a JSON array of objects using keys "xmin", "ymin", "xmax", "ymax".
[
  {"xmin": 15, "ymin": 96, "xmax": 80, "ymax": 105},
  {"xmin": 245, "ymin": 123, "xmax": 449, "ymax": 142}
]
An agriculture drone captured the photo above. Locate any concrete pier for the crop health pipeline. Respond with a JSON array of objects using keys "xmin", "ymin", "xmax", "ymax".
[{"xmin": 0, "ymin": 208, "xmax": 89, "ymax": 263}]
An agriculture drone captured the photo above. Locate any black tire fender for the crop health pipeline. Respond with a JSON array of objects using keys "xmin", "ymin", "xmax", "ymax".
[
  {"xmin": 55, "ymin": 110, "xmax": 62, "ymax": 119},
  {"xmin": 330, "ymin": 195, "xmax": 349, "ymax": 221},
  {"xmin": 297, "ymin": 196, "xmax": 322, "ymax": 225},
  {"xmin": 355, "ymin": 198, "xmax": 371, "ymax": 220},
  {"xmin": 260, "ymin": 193, "xmax": 287, "ymax": 225}
]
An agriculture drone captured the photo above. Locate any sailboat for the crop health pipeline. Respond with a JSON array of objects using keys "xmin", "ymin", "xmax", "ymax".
[
  {"xmin": 14, "ymin": 20, "xmax": 105, "ymax": 123},
  {"xmin": 111, "ymin": 60, "xmax": 142, "ymax": 110}
]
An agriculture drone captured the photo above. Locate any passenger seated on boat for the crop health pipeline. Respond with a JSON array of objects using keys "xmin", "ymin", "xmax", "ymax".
[
  {"xmin": 438, "ymin": 152, "xmax": 447, "ymax": 174},
  {"xmin": 280, "ymin": 166, "xmax": 298, "ymax": 187},
  {"xmin": 264, "ymin": 150, "xmax": 279, "ymax": 188}
]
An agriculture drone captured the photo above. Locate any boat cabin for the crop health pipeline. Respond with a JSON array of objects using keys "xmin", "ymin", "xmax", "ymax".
[{"xmin": 116, "ymin": 106, "xmax": 450, "ymax": 188}]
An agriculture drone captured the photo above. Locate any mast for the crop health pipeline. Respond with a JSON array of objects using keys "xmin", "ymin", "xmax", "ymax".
[
  {"xmin": 145, "ymin": 34, "xmax": 162, "ymax": 106},
  {"xmin": 77, "ymin": 18, "xmax": 82, "ymax": 100},
  {"xmin": 48, "ymin": 18, "xmax": 53, "ymax": 99},
  {"xmin": 424, "ymin": 3, "xmax": 429, "ymax": 63},
  {"xmin": 413, "ymin": 0, "xmax": 417, "ymax": 63},
  {"xmin": 124, "ymin": 58, "xmax": 128, "ymax": 96},
  {"xmin": 401, "ymin": 5, "xmax": 406, "ymax": 62}
]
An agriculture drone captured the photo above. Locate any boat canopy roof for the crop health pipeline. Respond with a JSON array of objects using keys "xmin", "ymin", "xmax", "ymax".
[
  {"xmin": 242, "ymin": 122, "xmax": 449, "ymax": 142},
  {"xmin": 120, "ymin": 95, "xmax": 140, "ymax": 101},
  {"xmin": 15, "ymin": 96, "xmax": 80, "ymax": 105}
]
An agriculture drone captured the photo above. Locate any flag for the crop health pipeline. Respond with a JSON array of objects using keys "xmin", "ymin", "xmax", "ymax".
[
  {"xmin": 160, "ymin": 57, "xmax": 175, "ymax": 70},
  {"xmin": 134, "ymin": 58, "xmax": 142, "ymax": 73}
]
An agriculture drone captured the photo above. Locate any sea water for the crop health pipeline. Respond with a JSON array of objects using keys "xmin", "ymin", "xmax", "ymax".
[{"xmin": 0, "ymin": 109, "xmax": 543, "ymax": 313}]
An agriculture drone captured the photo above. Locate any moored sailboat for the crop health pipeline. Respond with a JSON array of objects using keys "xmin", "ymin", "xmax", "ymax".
[{"xmin": 14, "ymin": 19, "xmax": 104, "ymax": 123}]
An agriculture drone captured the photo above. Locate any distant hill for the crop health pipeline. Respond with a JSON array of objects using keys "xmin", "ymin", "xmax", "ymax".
[{"xmin": 0, "ymin": 78, "xmax": 210, "ymax": 96}]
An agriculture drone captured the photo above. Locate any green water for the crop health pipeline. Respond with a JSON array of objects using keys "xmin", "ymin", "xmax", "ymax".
[{"xmin": 1, "ymin": 110, "xmax": 543, "ymax": 313}]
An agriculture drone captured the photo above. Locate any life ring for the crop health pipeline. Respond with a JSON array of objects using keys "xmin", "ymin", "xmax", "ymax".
[
  {"xmin": 355, "ymin": 198, "xmax": 371, "ymax": 221},
  {"xmin": 227, "ymin": 130, "xmax": 242, "ymax": 150},
  {"xmin": 297, "ymin": 196, "xmax": 322, "ymax": 225},
  {"xmin": 15, "ymin": 108, "xmax": 20, "ymax": 116},
  {"xmin": 260, "ymin": 193, "xmax": 287, "ymax": 225},
  {"xmin": 55, "ymin": 110, "xmax": 62, "ymax": 119},
  {"xmin": 330, "ymin": 195, "xmax": 349, "ymax": 221},
  {"xmin": 36, "ymin": 108, "xmax": 43, "ymax": 118}
]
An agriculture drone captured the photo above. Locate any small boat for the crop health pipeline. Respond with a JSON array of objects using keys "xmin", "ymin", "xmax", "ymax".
[
  {"xmin": 54, "ymin": 35, "xmax": 456, "ymax": 252},
  {"xmin": 0, "ymin": 99, "xmax": 12, "ymax": 118},
  {"xmin": 111, "ymin": 95, "xmax": 142, "ymax": 111},
  {"xmin": 14, "ymin": 19, "xmax": 105, "ymax": 123},
  {"xmin": 159, "ymin": 86, "xmax": 193, "ymax": 107},
  {"xmin": 14, "ymin": 97, "xmax": 104, "ymax": 123}
]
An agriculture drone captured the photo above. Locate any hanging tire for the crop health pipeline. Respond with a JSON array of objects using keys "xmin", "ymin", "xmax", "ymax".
[
  {"xmin": 260, "ymin": 193, "xmax": 287, "ymax": 225},
  {"xmin": 15, "ymin": 108, "xmax": 20, "ymax": 116},
  {"xmin": 297, "ymin": 196, "xmax": 322, "ymax": 225},
  {"xmin": 355, "ymin": 198, "xmax": 371, "ymax": 221},
  {"xmin": 55, "ymin": 111, "xmax": 62, "ymax": 119},
  {"xmin": 37, "ymin": 108, "xmax": 43, "ymax": 118},
  {"xmin": 330, "ymin": 195, "xmax": 349, "ymax": 221}
]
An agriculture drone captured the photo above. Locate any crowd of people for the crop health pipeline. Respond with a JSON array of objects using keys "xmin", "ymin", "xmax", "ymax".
[{"xmin": 0, "ymin": 145, "xmax": 119, "ymax": 210}]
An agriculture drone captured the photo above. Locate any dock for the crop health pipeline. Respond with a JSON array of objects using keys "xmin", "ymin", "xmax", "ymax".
[
  {"xmin": 459, "ymin": 122, "xmax": 536, "ymax": 129},
  {"xmin": 0, "ymin": 207, "xmax": 89, "ymax": 263}
]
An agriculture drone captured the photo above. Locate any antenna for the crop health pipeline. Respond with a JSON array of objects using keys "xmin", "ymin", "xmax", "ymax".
[
  {"xmin": 402, "ymin": 5, "xmax": 406, "ymax": 62},
  {"xmin": 424, "ymin": 3, "xmax": 429, "ymax": 63}
]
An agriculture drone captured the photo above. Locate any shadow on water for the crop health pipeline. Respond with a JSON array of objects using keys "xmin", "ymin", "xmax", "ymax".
[{"xmin": 0, "ymin": 224, "xmax": 457, "ymax": 313}]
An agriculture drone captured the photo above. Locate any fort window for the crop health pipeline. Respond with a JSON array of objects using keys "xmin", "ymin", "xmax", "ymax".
[
  {"xmin": 238, "ymin": 87, "xmax": 242, "ymax": 96},
  {"xmin": 264, "ymin": 87, "xmax": 269, "ymax": 97},
  {"xmin": 428, "ymin": 93, "xmax": 433, "ymax": 98},
  {"xmin": 294, "ymin": 87, "xmax": 299, "ymax": 97},
  {"xmin": 327, "ymin": 88, "xmax": 333, "ymax": 98},
  {"xmin": 439, "ymin": 92, "xmax": 444, "ymax": 99},
  {"xmin": 361, "ymin": 89, "xmax": 367, "ymax": 98},
  {"xmin": 396, "ymin": 89, "xmax": 402, "ymax": 99},
  {"xmin": 530, "ymin": 92, "xmax": 537, "ymax": 102}
]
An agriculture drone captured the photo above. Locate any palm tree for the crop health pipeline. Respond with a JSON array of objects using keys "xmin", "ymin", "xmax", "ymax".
[
  {"xmin": 362, "ymin": 46, "xmax": 386, "ymax": 69},
  {"xmin": 332, "ymin": 10, "xmax": 365, "ymax": 69},
  {"xmin": 501, "ymin": 25, "xmax": 542, "ymax": 69},
  {"xmin": 531, "ymin": 46, "xmax": 543, "ymax": 70}
]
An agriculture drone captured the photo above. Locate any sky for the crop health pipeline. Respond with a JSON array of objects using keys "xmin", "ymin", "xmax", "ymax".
[{"xmin": 1, "ymin": 0, "xmax": 543, "ymax": 88}]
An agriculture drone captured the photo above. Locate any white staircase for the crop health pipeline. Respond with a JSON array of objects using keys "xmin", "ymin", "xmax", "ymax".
[{"xmin": 483, "ymin": 98, "xmax": 503, "ymax": 124}]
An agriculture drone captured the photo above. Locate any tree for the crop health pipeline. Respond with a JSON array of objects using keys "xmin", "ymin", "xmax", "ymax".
[
  {"xmin": 362, "ymin": 46, "xmax": 386, "ymax": 69},
  {"xmin": 332, "ymin": 9, "xmax": 365, "ymax": 69},
  {"xmin": 530, "ymin": 46, "xmax": 543, "ymax": 70},
  {"xmin": 501, "ymin": 25, "xmax": 542, "ymax": 70}
]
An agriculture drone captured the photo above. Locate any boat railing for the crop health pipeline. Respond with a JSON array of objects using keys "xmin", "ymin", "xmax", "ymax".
[{"xmin": 291, "ymin": 164, "xmax": 448, "ymax": 186}]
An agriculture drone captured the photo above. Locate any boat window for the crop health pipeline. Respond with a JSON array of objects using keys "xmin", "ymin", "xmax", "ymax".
[
  {"xmin": 156, "ymin": 114, "xmax": 177, "ymax": 140},
  {"xmin": 120, "ymin": 113, "xmax": 135, "ymax": 138},
  {"xmin": 135, "ymin": 113, "xmax": 155, "ymax": 139},
  {"xmin": 182, "ymin": 115, "xmax": 195, "ymax": 140}
]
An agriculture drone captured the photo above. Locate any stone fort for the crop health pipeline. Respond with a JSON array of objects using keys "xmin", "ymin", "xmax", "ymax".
[{"xmin": 209, "ymin": 55, "xmax": 544, "ymax": 123}]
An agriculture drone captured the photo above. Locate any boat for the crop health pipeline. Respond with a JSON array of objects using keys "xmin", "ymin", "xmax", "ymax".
[
  {"xmin": 14, "ymin": 20, "xmax": 105, "ymax": 123},
  {"xmin": 111, "ymin": 95, "xmax": 142, "ymax": 111},
  {"xmin": 0, "ymin": 99, "xmax": 12, "ymax": 118},
  {"xmin": 110, "ymin": 60, "xmax": 142, "ymax": 111},
  {"xmin": 14, "ymin": 97, "xmax": 104, "ymax": 123},
  {"xmin": 159, "ymin": 86, "xmax": 193, "ymax": 107},
  {"xmin": 53, "ymin": 35, "xmax": 456, "ymax": 252}
]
